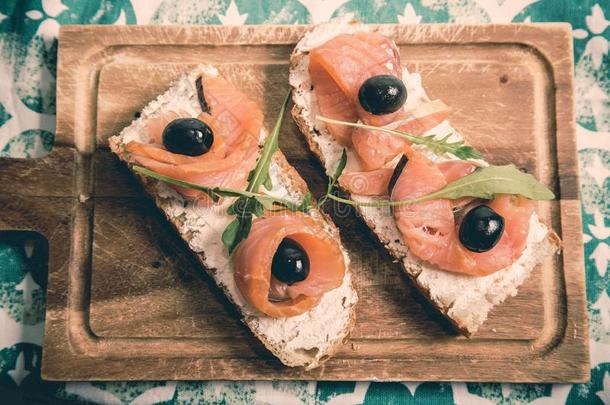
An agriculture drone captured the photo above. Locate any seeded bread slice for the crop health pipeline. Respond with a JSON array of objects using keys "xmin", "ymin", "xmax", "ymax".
[
  {"xmin": 289, "ymin": 16, "xmax": 561, "ymax": 336},
  {"xmin": 108, "ymin": 64, "xmax": 357, "ymax": 369}
]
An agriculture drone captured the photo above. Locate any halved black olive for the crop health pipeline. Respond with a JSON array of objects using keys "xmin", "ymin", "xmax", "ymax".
[
  {"xmin": 459, "ymin": 205, "xmax": 505, "ymax": 253},
  {"xmin": 271, "ymin": 238, "xmax": 310, "ymax": 285},
  {"xmin": 388, "ymin": 154, "xmax": 409, "ymax": 195},
  {"xmin": 162, "ymin": 118, "xmax": 214, "ymax": 156},
  {"xmin": 358, "ymin": 75, "xmax": 407, "ymax": 115},
  {"xmin": 195, "ymin": 76, "xmax": 210, "ymax": 113}
]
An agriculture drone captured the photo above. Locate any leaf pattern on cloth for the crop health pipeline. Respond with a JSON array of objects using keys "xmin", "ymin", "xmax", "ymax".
[{"xmin": 0, "ymin": 1, "xmax": 609, "ymax": 404}]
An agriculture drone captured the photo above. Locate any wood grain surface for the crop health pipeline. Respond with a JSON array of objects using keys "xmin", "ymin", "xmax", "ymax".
[{"xmin": 0, "ymin": 23, "xmax": 587, "ymax": 381}]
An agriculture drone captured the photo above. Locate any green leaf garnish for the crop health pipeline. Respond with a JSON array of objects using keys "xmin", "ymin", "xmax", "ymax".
[
  {"xmin": 325, "ymin": 164, "xmax": 555, "ymax": 207},
  {"xmin": 222, "ymin": 215, "xmax": 252, "ymax": 255},
  {"xmin": 221, "ymin": 217, "xmax": 241, "ymax": 252},
  {"xmin": 263, "ymin": 175, "xmax": 273, "ymax": 191},
  {"xmin": 298, "ymin": 192, "xmax": 312, "ymax": 212},
  {"xmin": 221, "ymin": 91, "xmax": 313, "ymax": 252},
  {"xmin": 133, "ymin": 166, "xmax": 223, "ymax": 201},
  {"xmin": 252, "ymin": 199, "xmax": 265, "ymax": 217},
  {"xmin": 317, "ymin": 149, "xmax": 347, "ymax": 208},
  {"xmin": 246, "ymin": 92, "xmax": 291, "ymax": 192},
  {"xmin": 329, "ymin": 149, "xmax": 347, "ymax": 192},
  {"xmin": 413, "ymin": 164, "xmax": 555, "ymax": 202},
  {"xmin": 316, "ymin": 115, "xmax": 483, "ymax": 160},
  {"xmin": 133, "ymin": 166, "xmax": 290, "ymax": 204},
  {"xmin": 254, "ymin": 195, "xmax": 276, "ymax": 210},
  {"xmin": 227, "ymin": 196, "xmax": 247, "ymax": 215},
  {"xmin": 133, "ymin": 165, "xmax": 309, "ymax": 212}
]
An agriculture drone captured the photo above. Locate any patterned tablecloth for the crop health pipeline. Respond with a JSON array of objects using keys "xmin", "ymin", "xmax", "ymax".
[{"xmin": 0, "ymin": 1, "xmax": 609, "ymax": 404}]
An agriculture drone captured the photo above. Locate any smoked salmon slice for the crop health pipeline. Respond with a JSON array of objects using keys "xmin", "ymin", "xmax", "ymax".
[
  {"xmin": 340, "ymin": 167, "xmax": 394, "ymax": 196},
  {"xmin": 338, "ymin": 99, "xmax": 453, "ymax": 196},
  {"xmin": 233, "ymin": 212, "xmax": 346, "ymax": 317},
  {"xmin": 310, "ymin": 32, "xmax": 449, "ymax": 170},
  {"xmin": 350, "ymin": 100, "xmax": 451, "ymax": 171},
  {"xmin": 199, "ymin": 75, "xmax": 264, "ymax": 146},
  {"xmin": 309, "ymin": 32, "xmax": 401, "ymax": 146},
  {"xmin": 125, "ymin": 73, "xmax": 264, "ymax": 204},
  {"xmin": 391, "ymin": 149, "xmax": 533, "ymax": 276},
  {"xmin": 339, "ymin": 145, "xmax": 473, "ymax": 197},
  {"xmin": 436, "ymin": 160, "xmax": 476, "ymax": 183}
]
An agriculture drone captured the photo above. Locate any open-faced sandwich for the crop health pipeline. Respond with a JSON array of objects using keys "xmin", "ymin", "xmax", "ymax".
[
  {"xmin": 109, "ymin": 64, "xmax": 357, "ymax": 369},
  {"xmin": 289, "ymin": 16, "xmax": 561, "ymax": 335}
]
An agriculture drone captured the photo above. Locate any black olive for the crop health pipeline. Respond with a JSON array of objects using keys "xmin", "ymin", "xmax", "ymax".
[
  {"xmin": 162, "ymin": 118, "xmax": 214, "ymax": 156},
  {"xmin": 358, "ymin": 75, "xmax": 407, "ymax": 115},
  {"xmin": 271, "ymin": 238, "xmax": 310, "ymax": 285},
  {"xmin": 459, "ymin": 205, "xmax": 505, "ymax": 253},
  {"xmin": 388, "ymin": 154, "xmax": 409, "ymax": 195}
]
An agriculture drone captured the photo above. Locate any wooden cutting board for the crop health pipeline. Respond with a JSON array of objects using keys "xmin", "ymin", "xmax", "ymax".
[{"xmin": 0, "ymin": 23, "xmax": 588, "ymax": 382}]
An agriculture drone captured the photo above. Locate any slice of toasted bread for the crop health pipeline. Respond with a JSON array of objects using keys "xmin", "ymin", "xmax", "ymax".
[
  {"xmin": 289, "ymin": 16, "xmax": 560, "ymax": 336},
  {"xmin": 109, "ymin": 64, "xmax": 357, "ymax": 369}
]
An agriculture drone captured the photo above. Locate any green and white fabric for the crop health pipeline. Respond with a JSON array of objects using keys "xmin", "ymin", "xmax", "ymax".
[{"xmin": 1, "ymin": 1, "xmax": 609, "ymax": 403}]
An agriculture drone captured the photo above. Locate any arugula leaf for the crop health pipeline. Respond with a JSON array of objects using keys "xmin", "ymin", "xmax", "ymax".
[
  {"xmin": 222, "ymin": 214, "xmax": 253, "ymax": 255},
  {"xmin": 326, "ymin": 164, "xmax": 555, "ymax": 207},
  {"xmin": 224, "ymin": 196, "xmax": 260, "ymax": 254},
  {"xmin": 221, "ymin": 218, "xmax": 241, "ymax": 254},
  {"xmin": 133, "ymin": 166, "xmax": 221, "ymax": 202},
  {"xmin": 316, "ymin": 116, "xmax": 483, "ymax": 160},
  {"xmin": 228, "ymin": 197, "xmax": 265, "ymax": 218},
  {"xmin": 227, "ymin": 196, "xmax": 248, "ymax": 215},
  {"xmin": 134, "ymin": 165, "xmax": 303, "ymax": 210},
  {"xmin": 412, "ymin": 164, "xmax": 555, "ymax": 203},
  {"xmin": 252, "ymin": 199, "xmax": 265, "ymax": 217},
  {"xmin": 246, "ymin": 92, "xmax": 291, "ymax": 192},
  {"xmin": 328, "ymin": 149, "xmax": 347, "ymax": 193},
  {"xmin": 263, "ymin": 175, "xmax": 273, "ymax": 191},
  {"xmin": 220, "ymin": 91, "xmax": 294, "ymax": 254},
  {"xmin": 297, "ymin": 193, "xmax": 312, "ymax": 212},
  {"xmin": 254, "ymin": 195, "xmax": 276, "ymax": 210},
  {"xmin": 211, "ymin": 188, "xmax": 243, "ymax": 198},
  {"xmin": 317, "ymin": 150, "xmax": 347, "ymax": 208},
  {"xmin": 420, "ymin": 134, "xmax": 483, "ymax": 160},
  {"xmin": 451, "ymin": 145, "xmax": 482, "ymax": 161}
]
